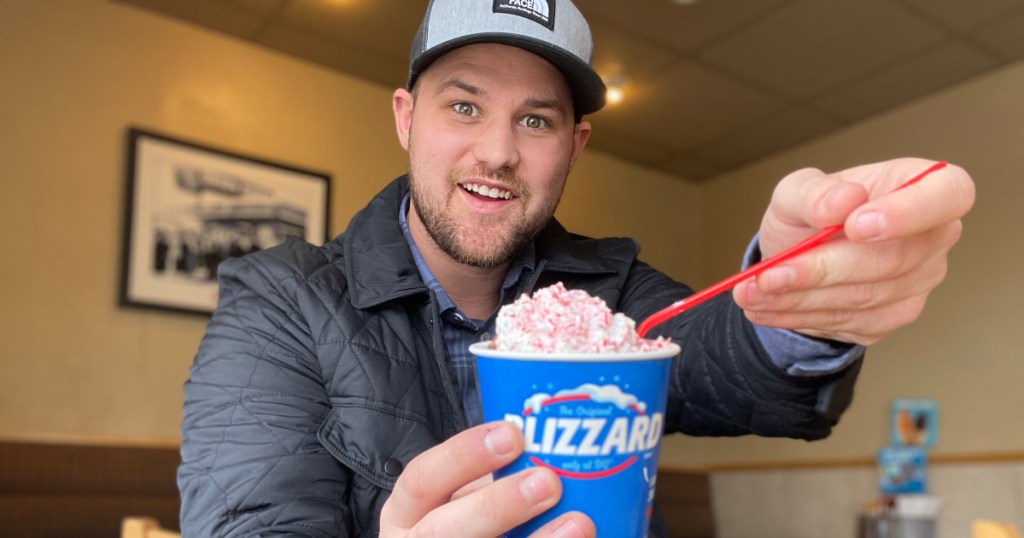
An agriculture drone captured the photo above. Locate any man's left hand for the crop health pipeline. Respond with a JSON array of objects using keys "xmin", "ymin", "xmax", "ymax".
[{"xmin": 733, "ymin": 158, "xmax": 975, "ymax": 345}]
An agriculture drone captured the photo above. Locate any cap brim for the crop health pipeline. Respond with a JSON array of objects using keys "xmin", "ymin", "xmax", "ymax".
[{"xmin": 408, "ymin": 34, "xmax": 606, "ymax": 117}]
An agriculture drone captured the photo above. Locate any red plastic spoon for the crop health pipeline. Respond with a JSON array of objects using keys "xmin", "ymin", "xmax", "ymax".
[{"xmin": 636, "ymin": 161, "xmax": 949, "ymax": 338}]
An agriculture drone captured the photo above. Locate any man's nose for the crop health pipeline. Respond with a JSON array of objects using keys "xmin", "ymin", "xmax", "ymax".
[{"xmin": 472, "ymin": 120, "xmax": 521, "ymax": 171}]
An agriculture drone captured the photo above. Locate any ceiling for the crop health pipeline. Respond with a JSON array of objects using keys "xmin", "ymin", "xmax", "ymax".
[{"xmin": 113, "ymin": 0, "xmax": 1024, "ymax": 181}]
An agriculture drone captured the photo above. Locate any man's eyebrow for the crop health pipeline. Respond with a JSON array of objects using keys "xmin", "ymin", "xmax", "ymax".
[
  {"xmin": 524, "ymin": 98, "xmax": 568, "ymax": 120},
  {"xmin": 435, "ymin": 77, "xmax": 485, "ymax": 97}
]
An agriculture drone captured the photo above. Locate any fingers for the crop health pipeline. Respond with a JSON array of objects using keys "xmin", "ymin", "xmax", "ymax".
[
  {"xmin": 409, "ymin": 467, "xmax": 564, "ymax": 538},
  {"xmin": 755, "ymin": 220, "xmax": 961, "ymax": 292},
  {"xmin": 734, "ymin": 241, "xmax": 952, "ymax": 344},
  {"xmin": 741, "ymin": 292, "xmax": 929, "ymax": 345},
  {"xmin": 381, "ymin": 421, "xmax": 577, "ymax": 538},
  {"xmin": 449, "ymin": 474, "xmax": 493, "ymax": 502},
  {"xmin": 735, "ymin": 221, "xmax": 960, "ymax": 344},
  {"xmin": 760, "ymin": 159, "xmax": 974, "ymax": 257},
  {"xmin": 840, "ymin": 160, "xmax": 975, "ymax": 243},
  {"xmin": 381, "ymin": 421, "xmax": 523, "ymax": 531},
  {"xmin": 530, "ymin": 512, "xmax": 596, "ymax": 538},
  {"xmin": 736, "ymin": 250, "xmax": 946, "ymax": 313}
]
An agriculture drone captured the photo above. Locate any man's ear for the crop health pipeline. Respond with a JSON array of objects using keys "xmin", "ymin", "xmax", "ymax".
[
  {"xmin": 568, "ymin": 120, "xmax": 592, "ymax": 171},
  {"xmin": 393, "ymin": 88, "xmax": 414, "ymax": 150}
]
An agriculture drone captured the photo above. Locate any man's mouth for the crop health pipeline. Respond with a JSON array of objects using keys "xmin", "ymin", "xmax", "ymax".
[{"xmin": 460, "ymin": 182, "xmax": 514, "ymax": 200}]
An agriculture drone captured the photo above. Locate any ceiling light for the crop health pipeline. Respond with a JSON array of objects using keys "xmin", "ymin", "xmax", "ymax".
[
  {"xmin": 606, "ymin": 86, "xmax": 625, "ymax": 105},
  {"xmin": 603, "ymin": 74, "xmax": 629, "ymax": 106}
]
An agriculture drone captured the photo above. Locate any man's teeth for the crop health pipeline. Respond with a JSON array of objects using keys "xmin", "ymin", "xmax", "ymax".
[{"xmin": 462, "ymin": 183, "xmax": 513, "ymax": 200}]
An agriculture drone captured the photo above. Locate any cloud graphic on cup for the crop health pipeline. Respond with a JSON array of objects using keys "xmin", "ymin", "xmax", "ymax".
[{"xmin": 522, "ymin": 383, "xmax": 647, "ymax": 415}]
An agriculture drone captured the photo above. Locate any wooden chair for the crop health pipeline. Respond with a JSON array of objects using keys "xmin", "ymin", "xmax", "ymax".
[{"xmin": 121, "ymin": 516, "xmax": 181, "ymax": 538}]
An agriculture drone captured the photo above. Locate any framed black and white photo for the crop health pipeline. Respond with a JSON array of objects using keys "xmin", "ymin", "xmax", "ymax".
[{"xmin": 119, "ymin": 127, "xmax": 331, "ymax": 315}]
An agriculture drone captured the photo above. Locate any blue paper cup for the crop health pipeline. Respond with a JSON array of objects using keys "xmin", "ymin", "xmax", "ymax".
[{"xmin": 471, "ymin": 341, "xmax": 681, "ymax": 538}]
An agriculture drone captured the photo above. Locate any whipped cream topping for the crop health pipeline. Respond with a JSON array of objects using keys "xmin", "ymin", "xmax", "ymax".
[{"xmin": 492, "ymin": 282, "xmax": 671, "ymax": 353}]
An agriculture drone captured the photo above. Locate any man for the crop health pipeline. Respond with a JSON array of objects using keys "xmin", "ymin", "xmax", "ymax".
[{"xmin": 178, "ymin": 1, "xmax": 975, "ymax": 537}]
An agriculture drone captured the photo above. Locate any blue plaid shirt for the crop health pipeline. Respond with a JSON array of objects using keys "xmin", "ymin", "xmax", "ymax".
[{"xmin": 399, "ymin": 196, "xmax": 534, "ymax": 426}]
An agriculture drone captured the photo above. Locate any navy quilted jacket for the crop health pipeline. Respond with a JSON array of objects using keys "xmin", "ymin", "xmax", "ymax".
[{"xmin": 178, "ymin": 176, "xmax": 861, "ymax": 537}]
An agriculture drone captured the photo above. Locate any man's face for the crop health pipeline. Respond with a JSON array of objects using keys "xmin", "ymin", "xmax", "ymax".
[{"xmin": 393, "ymin": 43, "xmax": 591, "ymax": 268}]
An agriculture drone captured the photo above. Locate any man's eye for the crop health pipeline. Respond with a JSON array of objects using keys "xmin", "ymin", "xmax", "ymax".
[
  {"xmin": 453, "ymin": 103, "xmax": 477, "ymax": 116},
  {"xmin": 522, "ymin": 116, "xmax": 548, "ymax": 129}
]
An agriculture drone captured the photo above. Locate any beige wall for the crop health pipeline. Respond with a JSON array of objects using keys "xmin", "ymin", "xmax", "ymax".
[
  {"xmin": 0, "ymin": 1, "xmax": 699, "ymax": 445},
  {"xmin": 1, "ymin": 0, "xmax": 1019, "ymax": 471}
]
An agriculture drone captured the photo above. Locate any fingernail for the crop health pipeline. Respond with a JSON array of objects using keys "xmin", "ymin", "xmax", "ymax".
[
  {"xmin": 519, "ymin": 469, "xmax": 556, "ymax": 504},
  {"xmin": 855, "ymin": 211, "xmax": 888, "ymax": 241},
  {"xmin": 551, "ymin": 518, "xmax": 585, "ymax": 538},
  {"xmin": 485, "ymin": 423, "xmax": 515, "ymax": 456},
  {"xmin": 762, "ymin": 267, "xmax": 796, "ymax": 291}
]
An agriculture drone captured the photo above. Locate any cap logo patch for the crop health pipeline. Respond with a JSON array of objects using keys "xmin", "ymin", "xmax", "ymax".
[{"xmin": 493, "ymin": 0, "xmax": 556, "ymax": 31}]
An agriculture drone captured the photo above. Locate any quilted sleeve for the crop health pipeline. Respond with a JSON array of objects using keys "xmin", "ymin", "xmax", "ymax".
[
  {"xmin": 617, "ymin": 260, "xmax": 861, "ymax": 441},
  {"xmin": 178, "ymin": 251, "xmax": 352, "ymax": 537}
]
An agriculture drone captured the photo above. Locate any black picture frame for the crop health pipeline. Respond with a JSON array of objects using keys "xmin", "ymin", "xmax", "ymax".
[{"xmin": 119, "ymin": 127, "xmax": 331, "ymax": 315}]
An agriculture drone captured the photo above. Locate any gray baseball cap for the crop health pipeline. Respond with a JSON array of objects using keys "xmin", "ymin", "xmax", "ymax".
[{"xmin": 407, "ymin": 0, "xmax": 606, "ymax": 117}]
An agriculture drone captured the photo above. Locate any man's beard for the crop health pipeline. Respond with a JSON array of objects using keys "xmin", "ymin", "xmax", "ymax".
[{"xmin": 408, "ymin": 168, "xmax": 557, "ymax": 268}]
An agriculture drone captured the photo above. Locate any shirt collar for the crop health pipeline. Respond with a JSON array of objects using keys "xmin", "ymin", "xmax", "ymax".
[{"xmin": 399, "ymin": 194, "xmax": 535, "ymax": 321}]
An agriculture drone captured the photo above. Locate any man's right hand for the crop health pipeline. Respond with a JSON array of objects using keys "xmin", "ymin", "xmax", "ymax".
[{"xmin": 379, "ymin": 421, "xmax": 596, "ymax": 538}]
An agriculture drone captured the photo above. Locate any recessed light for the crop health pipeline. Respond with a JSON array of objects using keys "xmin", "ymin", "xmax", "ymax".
[
  {"xmin": 603, "ymin": 73, "xmax": 629, "ymax": 106},
  {"xmin": 606, "ymin": 86, "xmax": 625, "ymax": 105}
]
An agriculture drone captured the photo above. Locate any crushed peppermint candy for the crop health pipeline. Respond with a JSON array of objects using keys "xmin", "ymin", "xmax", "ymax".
[{"xmin": 491, "ymin": 282, "xmax": 672, "ymax": 353}]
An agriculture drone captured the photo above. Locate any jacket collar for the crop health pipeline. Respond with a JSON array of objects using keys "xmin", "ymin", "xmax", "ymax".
[{"xmin": 334, "ymin": 176, "xmax": 637, "ymax": 309}]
